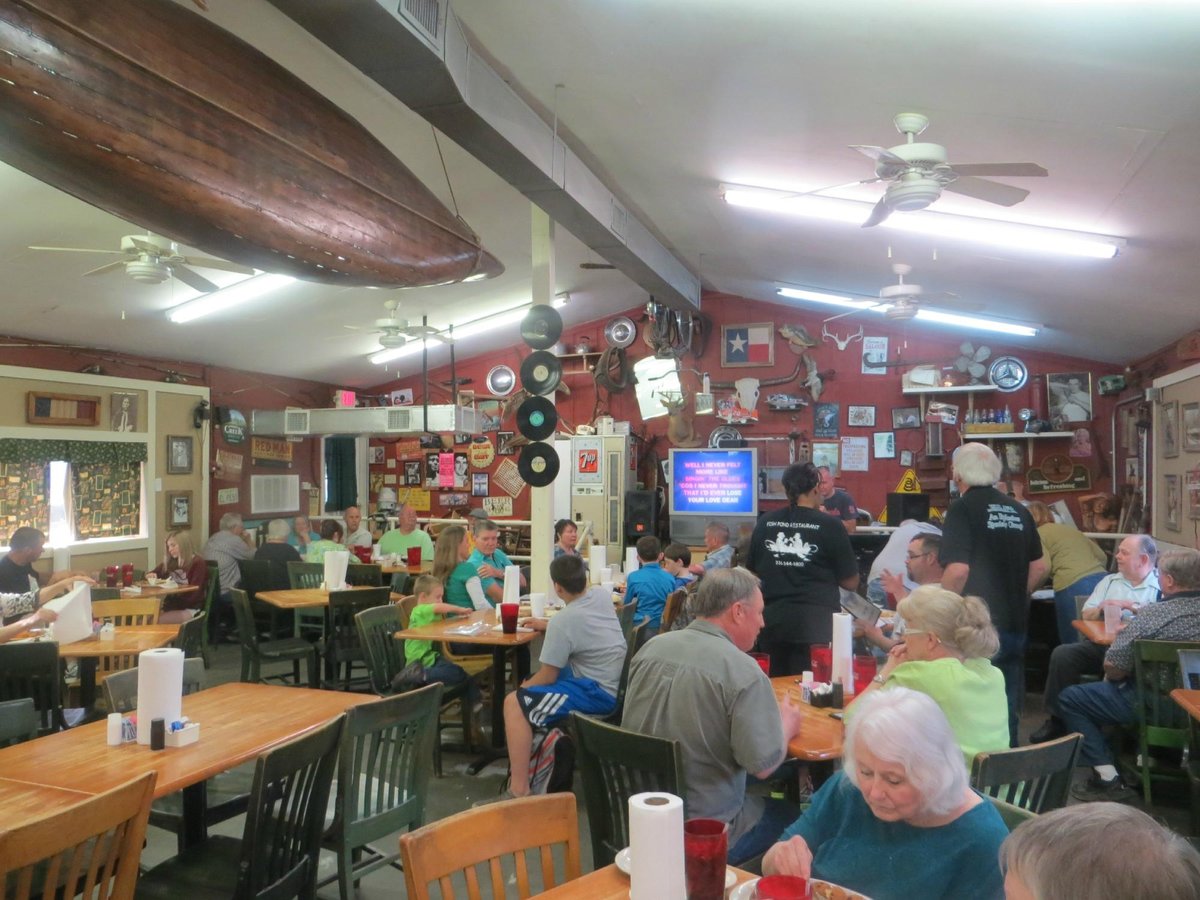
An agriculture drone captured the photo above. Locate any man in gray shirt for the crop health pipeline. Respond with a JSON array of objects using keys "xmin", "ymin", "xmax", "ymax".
[
  {"xmin": 201, "ymin": 512, "xmax": 254, "ymax": 638},
  {"xmin": 501, "ymin": 554, "xmax": 626, "ymax": 798},
  {"xmin": 622, "ymin": 567, "xmax": 802, "ymax": 864}
]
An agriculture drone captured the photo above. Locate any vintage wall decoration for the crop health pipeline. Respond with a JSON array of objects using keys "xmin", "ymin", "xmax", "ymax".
[
  {"xmin": 892, "ymin": 407, "xmax": 920, "ymax": 430},
  {"xmin": 166, "ymin": 435, "xmax": 194, "ymax": 475},
  {"xmin": 110, "ymin": 393, "xmax": 139, "ymax": 432},
  {"xmin": 1183, "ymin": 403, "xmax": 1200, "ymax": 452},
  {"xmin": 1163, "ymin": 401, "xmax": 1180, "ymax": 458},
  {"xmin": 848, "ymin": 406, "xmax": 876, "ymax": 428},
  {"xmin": 874, "ymin": 432, "xmax": 896, "ymax": 459},
  {"xmin": 861, "ymin": 336, "xmax": 889, "ymax": 374},
  {"xmin": 167, "ymin": 490, "xmax": 192, "ymax": 528},
  {"xmin": 1046, "ymin": 373, "xmax": 1093, "ymax": 423},
  {"xmin": 811, "ymin": 441, "xmax": 840, "ymax": 475},
  {"xmin": 814, "ymin": 403, "xmax": 840, "ymax": 439},
  {"xmin": 1165, "ymin": 474, "xmax": 1181, "ymax": 531},
  {"xmin": 26, "ymin": 392, "xmax": 100, "ymax": 427},
  {"xmin": 721, "ymin": 323, "xmax": 774, "ymax": 367},
  {"xmin": 1026, "ymin": 454, "xmax": 1093, "ymax": 494}
]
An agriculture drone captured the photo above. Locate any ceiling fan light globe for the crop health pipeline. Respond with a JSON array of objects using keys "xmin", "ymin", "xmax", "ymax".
[
  {"xmin": 124, "ymin": 260, "xmax": 169, "ymax": 283},
  {"xmin": 886, "ymin": 177, "xmax": 942, "ymax": 212}
]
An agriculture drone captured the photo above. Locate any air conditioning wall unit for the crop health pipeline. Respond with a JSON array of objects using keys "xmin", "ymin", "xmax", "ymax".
[{"xmin": 249, "ymin": 404, "xmax": 480, "ymax": 437}]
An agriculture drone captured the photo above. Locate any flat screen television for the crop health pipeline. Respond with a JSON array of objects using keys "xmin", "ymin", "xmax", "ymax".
[{"xmin": 669, "ymin": 447, "xmax": 758, "ymax": 518}]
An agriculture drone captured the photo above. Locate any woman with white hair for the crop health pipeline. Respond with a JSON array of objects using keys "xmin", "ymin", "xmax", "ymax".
[
  {"xmin": 253, "ymin": 518, "xmax": 301, "ymax": 591},
  {"xmin": 763, "ymin": 688, "xmax": 1007, "ymax": 899},
  {"xmin": 856, "ymin": 585, "xmax": 1010, "ymax": 762},
  {"xmin": 1001, "ymin": 803, "xmax": 1200, "ymax": 899}
]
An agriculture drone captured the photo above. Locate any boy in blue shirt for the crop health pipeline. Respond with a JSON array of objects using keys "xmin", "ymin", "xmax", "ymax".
[
  {"xmin": 624, "ymin": 535, "xmax": 677, "ymax": 640},
  {"xmin": 662, "ymin": 542, "xmax": 695, "ymax": 589}
]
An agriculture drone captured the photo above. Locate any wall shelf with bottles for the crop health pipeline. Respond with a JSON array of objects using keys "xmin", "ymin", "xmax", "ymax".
[{"xmin": 961, "ymin": 431, "xmax": 1076, "ymax": 465}]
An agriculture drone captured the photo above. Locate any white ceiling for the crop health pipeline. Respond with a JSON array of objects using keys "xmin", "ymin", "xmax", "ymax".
[{"xmin": 3, "ymin": 0, "xmax": 1200, "ymax": 387}]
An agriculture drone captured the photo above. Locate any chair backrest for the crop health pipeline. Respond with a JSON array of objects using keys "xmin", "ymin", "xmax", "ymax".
[
  {"xmin": 615, "ymin": 599, "xmax": 638, "ymax": 640},
  {"xmin": 611, "ymin": 621, "xmax": 647, "ymax": 722},
  {"xmin": 89, "ymin": 587, "xmax": 123, "ymax": 601},
  {"xmin": 236, "ymin": 558, "xmax": 275, "ymax": 601},
  {"xmin": 399, "ymin": 793, "xmax": 581, "ymax": 900},
  {"xmin": 570, "ymin": 712, "xmax": 685, "ymax": 865},
  {"xmin": 237, "ymin": 715, "xmax": 344, "ymax": 900},
  {"xmin": 92, "ymin": 598, "xmax": 161, "ymax": 627},
  {"xmin": 1074, "ymin": 594, "xmax": 1091, "ymax": 619},
  {"xmin": 1134, "ymin": 639, "xmax": 1200, "ymax": 749},
  {"xmin": 201, "ymin": 561, "xmax": 220, "ymax": 631},
  {"xmin": 0, "ymin": 643, "xmax": 65, "ymax": 735},
  {"xmin": 987, "ymin": 795, "xmax": 1037, "ymax": 832},
  {"xmin": 171, "ymin": 611, "xmax": 206, "ymax": 660},
  {"xmin": 397, "ymin": 595, "xmax": 417, "ymax": 630},
  {"xmin": 969, "ymin": 733, "xmax": 1082, "ymax": 813},
  {"xmin": 0, "ymin": 772, "xmax": 155, "ymax": 900},
  {"xmin": 230, "ymin": 589, "xmax": 261, "ymax": 652},
  {"xmin": 354, "ymin": 604, "xmax": 407, "ymax": 695},
  {"xmin": 661, "ymin": 589, "xmax": 688, "ymax": 631},
  {"xmin": 103, "ymin": 658, "xmax": 205, "ymax": 714},
  {"xmin": 0, "ymin": 698, "xmax": 38, "ymax": 748},
  {"xmin": 328, "ymin": 588, "xmax": 392, "ymax": 645},
  {"xmin": 346, "ymin": 564, "xmax": 383, "ymax": 587},
  {"xmin": 334, "ymin": 686, "xmax": 441, "ymax": 855},
  {"xmin": 1178, "ymin": 648, "xmax": 1200, "ymax": 690},
  {"xmin": 287, "ymin": 561, "xmax": 325, "ymax": 590}
]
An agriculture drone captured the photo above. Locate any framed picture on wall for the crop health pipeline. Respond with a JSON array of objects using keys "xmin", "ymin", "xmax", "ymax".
[
  {"xmin": 1183, "ymin": 402, "xmax": 1200, "ymax": 452},
  {"xmin": 110, "ymin": 392, "xmax": 139, "ymax": 432},
  {"xmin": 759, "ymin": 466, "xmax": 786, "ymax": 499},
  {"xmin": 892, "ymin": 406, "xmax": 920, "ymax": 429},
  {"xmin": 1165, "ymin": 474, "xmax": 1181, "ymax": 531},
  {"xmin": 167, "ymin": 490, "xmax": 192, "ymax": 528},
  {"xmin": 811, "ymin": 441, "xmax": 839, "ymax": 475},
  {"xmin": 1046, "ymin": 372, "xmax": 1093, "ymax": 422},
  {"xmin": 166, "ymin": 435, "xmax": 193, "ymax": 475},
  {"xmin": 848, "ymin": 405, "xmax": 876, "ymax": 427},
  {"xmin": 1163, "ymin": 401, "xmax": 1180, "ymax": 458},
  {"xmin": 471, "ymin": 473, "xmax": 489, "ymax": 497},
  {"xmin": 720, "ymin": 323, "xmax": 774, "ymax": 367}
]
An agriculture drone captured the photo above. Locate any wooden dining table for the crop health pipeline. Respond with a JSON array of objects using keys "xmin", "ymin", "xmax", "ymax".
[
  {"xmin": 255, "ymin": 585, "xmax": 403, "ymax": 611},
  {"xmin": 0, "ymin": 682, "xmax": 374, "ymax": 846},
  {"xmin": 1171, "ymin": 688, "xmax": 1200, "ymax": 723},
  {"xmin": 1072, "ymin": 618, "xmax": 1117, "ymax": 646},
  {"xmin": 770, "ymin": 676, "xmax": 845, "ymax": 761},
  {"xmin": 120, "ymin": 581, "xmax": 195, "ymax": 599},
  {"xmin": 0, "ymin": 777, "xmax": 99, "ymax": 824},
  {"xmin": 58, "ymin": 623, "xmax": 180, "ymax": 707},
  {"xmin": 394, "ymin": 608, "xmax": 539, "ymax": 769},
  {"xmin": 537, "ymin": 863, "xmax": 755, "ymax": 899}
]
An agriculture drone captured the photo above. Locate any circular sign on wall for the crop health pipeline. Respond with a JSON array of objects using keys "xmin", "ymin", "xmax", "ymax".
[
  {"xmin": 469, "ymin": 436, "xmax": 495, "ymax": 469},
  {"xmin": 222, "ymin": 409, "xmax": 246, "ymax": 445}
]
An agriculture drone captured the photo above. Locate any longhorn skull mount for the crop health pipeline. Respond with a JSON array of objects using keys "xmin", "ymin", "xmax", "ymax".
[{"xmin": 822, "ymin": 324, "xmax": 864, "ymax": 351}]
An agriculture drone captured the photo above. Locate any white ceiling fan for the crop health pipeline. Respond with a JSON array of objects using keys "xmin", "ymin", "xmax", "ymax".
[
  {"xmin": 345, "ymin": 299, "xmax": 453, "ymax": 351},
  {"xmin": 28, "ymin": 233, "xmax": 254, "ymax": 292},
  {"xmin": 820, "ymin": 262, "xmax": 985, "ymax": 326},
  {"xmin": 849, "ymin": 112, "xmax": 1048, "ymax": 227}
]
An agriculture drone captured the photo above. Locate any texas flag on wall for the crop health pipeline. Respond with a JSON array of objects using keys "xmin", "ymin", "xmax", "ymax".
[{"xmin": 724, "ymin": 324, "xmax": 773, "ymax": 364}]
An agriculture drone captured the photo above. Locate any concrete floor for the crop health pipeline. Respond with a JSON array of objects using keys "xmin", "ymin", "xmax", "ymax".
[{"xmin": 141, "ymin": 642, "xmax": 1197, "ymax": 898}]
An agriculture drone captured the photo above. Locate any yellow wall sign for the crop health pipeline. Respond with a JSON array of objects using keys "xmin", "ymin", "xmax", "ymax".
[
  {"xmin": 893, "ymin": 469, "xmax": 922, "ymax": 493},
  {"xmin": 251, "ymin": 437, "xmax": 292, "ymax": 464}
]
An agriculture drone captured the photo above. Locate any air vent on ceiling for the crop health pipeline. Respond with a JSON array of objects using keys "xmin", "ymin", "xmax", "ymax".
[
  {"xmin": 399, "ymin": 0, "xmax": 442, "ymax": 46},
  {"xmin": 284, "ymin": 409, "xmax": 311, "ymax": 435}
]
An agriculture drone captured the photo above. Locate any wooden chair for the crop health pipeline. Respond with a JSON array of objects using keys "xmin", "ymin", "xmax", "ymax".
[
  {"xmin": 660, "ymin": 588, "xmax": 689, "ymax": 631},
  {"xmin": 200, "ymin": 560, "xmax": 220, "ymax": 668},
  {"xmin": 91, "ymin": 598, "xmax": 161, "ymax": 626},
  {"xmin": 571, "ymin": 712, "xmax": 685, "ymax": 869},
  {"xmin": 324, "ymin": 587, "xmax": 391, "ymax": 690},
  {"xmin": 236, "ymin": 558, "xmax": 289, "ymax": 639},
  {"xmin": 346, "ymin": 563, "xmax": 383, "ymax": 586},
  {"xmin": 286, "ymin": 560, "xmax": 327, "ymax": 639},
  {"xmin": 318, "ymin": 686, "xmax": 441, "ymax": 900},
  {"xmin": 230, "ymin": 589, "xmax": 319, "ymax": 688},
  {"xmin": 615, "ymin": 599, "xmax": 638, "ymax": 641},
  {"xmin": 399, "ymin": 793, "xmax": 582, "ymax": 900},
  {"xmin": 606, "ymin": 620, "xmax": 647, "ymax": 724},
  {"xmin": 0, "ymin": 698, "xmax": 38, "ymax": 747},
  {"xmin": 987, "ymin": 795, "xmax": 1037, "ymax": 832},
  {"xmin": 355, "ymin": 603, "xmax": 476, "ymax": 777},
  {"xmin": 89, "ymin": 586, "xmax": 123, "ymax": 601},
  {"xmin": 102, "ymin": 658, "xmax": 207, "ymax": 713},
  {"xmin": 1126, "ymin": 639, "xmax": 1200, "ymax": 803},
  {"xmin": 170, "ymin": 611, "xmax": 207, "ymax": 660},
  {"xmin": 136, "ymin": 715, "xmax": 344, "ymax": 900},
  {"xmin": 0, "ymin": 772, "xmax": 155, "ymax": 900},
  {"xmin": 0, "ymin": 642, "xmax": 68, "ymax": 735},
  {"xmin": 969, "ymin": 733, "xmax": 1082, "ymax": 814}
]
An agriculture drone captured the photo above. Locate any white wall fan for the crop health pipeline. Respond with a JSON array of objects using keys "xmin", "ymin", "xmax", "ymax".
[
  {"xmin": 28, "ymin": 233, "xmax": 253, "ymax": 292},
  {"xmin": 848, "ymin": 113, "xmax": 1048, "ymax": 227}
]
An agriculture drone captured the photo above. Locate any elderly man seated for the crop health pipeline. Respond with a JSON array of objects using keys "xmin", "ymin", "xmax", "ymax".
[{"xmin": 1057, "ymin": 549, "xmax": 1200, "ymax": 801}]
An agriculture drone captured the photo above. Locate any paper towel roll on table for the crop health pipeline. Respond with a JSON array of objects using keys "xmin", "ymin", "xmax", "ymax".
[
  {"xmin": 628, "ymin": 792, "xmax": 685, "ymax": 899},
  {"xmin": 588, "ymin": 546, "xmax": 607, "ymax": 584},
  {"xmin": 136, "ymin": 647, "xmax": 183, "ymax": 745},
  {"xmin": 626, "ymin": 547, "xmax": 640, "ymax": 575},
  {"xmin": 831, "ymin": 611, "xmax": 854, "ymax": 694},
  {"xmin": 323, "ymin": 550, "xmax": 350, "ymax": 591}
]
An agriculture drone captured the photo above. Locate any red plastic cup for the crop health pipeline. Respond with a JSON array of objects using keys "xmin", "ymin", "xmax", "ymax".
[
  {"xmin": 683, "ymin": 818, "xmax": 728, "ymax": 900},
  {"xmin": 406, "ymin": 546, "xmax": 423, "ymax": 568},
  {"xmin": 500, "ymin": 602, "xmax": 519, "ymax": 634},
  {"xmin": 755, "ymin": 874, "xmax": 811, "ymax": 899},
  {"xmin": 105, "ymin": 565, "xmax": 119, "ymax": 588},
  {"xmin": 121, "ymin": 563, "xmax": 134, "ymax": 587},
  {"xmin": 852, "ymin": 654, "xmax": 878, "ymax": 694},
  {"xmin": 810, "ymin": 644, "xmax": 832, "ymax": 683},
  {"xmin": 750, "ymin": 652, "xmax": 772, "ymax": 676}
]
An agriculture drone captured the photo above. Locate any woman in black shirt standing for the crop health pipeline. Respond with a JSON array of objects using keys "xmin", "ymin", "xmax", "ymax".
[{"xmin": 747, "ymin": 462, "xmax": 859, "ymax": 676}]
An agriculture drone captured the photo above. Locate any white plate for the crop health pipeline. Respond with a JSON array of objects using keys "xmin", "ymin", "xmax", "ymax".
[
  {"xmin": 489, "ymin": 624, "xmax": 534, "ymax": 633},
  {"xmin": 614, "ymin": 848, "xmax": 736, "ymax": 889}
]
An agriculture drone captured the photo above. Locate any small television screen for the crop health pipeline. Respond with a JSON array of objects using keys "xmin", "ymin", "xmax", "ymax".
[
  {"xmin": 669, "ymin": 448, "xmax": 758, "ymax": 517},
  {"xmin": 887, "ymin": 492, "xmax": 930, "ymax": 524}
]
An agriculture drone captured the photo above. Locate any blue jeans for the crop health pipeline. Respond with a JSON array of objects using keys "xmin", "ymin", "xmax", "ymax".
[
  {"xmin": 1053, "ymin": 572, "xmax": 1106, "ymax": 645},
  {"xmin": 729, "ymin": 797, "xmax": 799, "ymax": 865},
  {"xmin": 424, "ymin": 657, "xmax": 480, "ymax": 706},
  {"xmin": 994, "ymin": 630, "xmax": 1027, "ymax": 747},
  {"xmin": 1058, "ymin": 678, "xmax": 1135, "ymax": 766}
]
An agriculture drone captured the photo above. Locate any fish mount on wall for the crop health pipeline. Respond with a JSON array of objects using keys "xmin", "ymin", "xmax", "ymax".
[{"xmin": 0, "ymin": 0, "xmax": 502, "ymax": 288}]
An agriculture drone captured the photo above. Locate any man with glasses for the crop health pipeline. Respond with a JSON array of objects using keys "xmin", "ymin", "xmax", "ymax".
[
  {"xmin": 865, "ymin": 519, "xmax": 941, "ymax": 607},
  {"xmin": 861, "ymin": 534, "xmax": 945, "ymax": 654}
]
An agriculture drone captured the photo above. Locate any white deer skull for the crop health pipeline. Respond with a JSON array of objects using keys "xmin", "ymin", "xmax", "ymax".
[{"xmin": 822, "ymin": 324, "xmax": 864, "ymax": 352}]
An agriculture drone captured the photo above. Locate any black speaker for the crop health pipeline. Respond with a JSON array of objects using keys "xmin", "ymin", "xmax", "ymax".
[
  {"xmin": 213, "ymin": 405, "xmax": 233, "ymax": 425},
  {"xmin": 886, "ymin": 492, "xmax": 930, "ymax": 525},
  {"xmin": 625, "ymin": 489, "xmax": 656, "ymax": 539}
]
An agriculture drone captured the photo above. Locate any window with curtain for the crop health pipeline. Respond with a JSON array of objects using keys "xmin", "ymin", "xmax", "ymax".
[
  {"xmin": 324, "ymin": 436, "xmax": 358, "ymax": 512},
  {"xmin": 0, "ymin": 439, "xmax": 147, "ymax": 543}
]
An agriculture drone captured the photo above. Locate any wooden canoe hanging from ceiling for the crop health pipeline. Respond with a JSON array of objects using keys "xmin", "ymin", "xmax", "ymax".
[{"xmin": 0, "ymin": 0, "xmax": 504, "ymax": 287}]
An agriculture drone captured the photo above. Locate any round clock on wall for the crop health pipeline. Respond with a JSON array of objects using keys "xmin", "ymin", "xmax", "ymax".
[{"xmin": 988, "ymin": 356, "xmax": 1028, "ymax": 392}]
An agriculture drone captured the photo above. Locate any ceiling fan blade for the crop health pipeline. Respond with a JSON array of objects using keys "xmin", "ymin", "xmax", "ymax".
[
  {"xmin": 850, "ymin": 144, "xmax": 907, "ymax": 167},
  {"xmin": 579, "ymin": 262, "xmax": 617, "ymax": 270},
  {"xmin": 170, "ymin": 264, "xmax": 218, "ymax": 293},
  {"xmin": 924, "ymin": 297, "xmax": 987, "ymax": 313},
  {"xmin": 28, "ymin": 245, "xmax": 124, "ymax": 254},
  {"xmin": 944, "ymin": 176, "xmax": 1030, "ymax": 207},
  {"xmin": 861, "ymin": 196, "xmax": 893, "ymax": 228},
  {"xmin": 81, "ymin": 260, "xmax": 127, "ymax": 277},
  {"xmin": 950, "ymin": 163, "xmax": 1048, "ymax": 178},
  {"xmin": 179, "ymin": 255, "xmax": 255, "ymax": 275},
  {"xmin": 128, "ymin": 236, "xmax": 164, "ymax": 255}
]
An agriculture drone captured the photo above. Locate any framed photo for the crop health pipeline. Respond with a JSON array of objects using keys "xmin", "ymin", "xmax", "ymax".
[
  {"xmin": 1046, "ymin": 372, "xmax": 1093, "ymax": 422},
  {"xmin": 1187, "ymin": 470, "xmax": 1200, "ymax": 520},
  {"xmin": 848, "ymin": 405, "xmax": 876, "ymax": 428},
  {"xmin": 873, "ymin": 432, "xmax": 895, "ymax": 458},
  {"xmin": 1183, "ymin": 402, "xmax": 1200, "ymax": 452},
  {"xmin": 1163, "ymin": 401, "xmax": 1180, "ymax": 459},
  {"xmin": 471, "ymin": 472, "xmax": 489, "ymax": 497},
  {"xmin": 166, "ymin": 435, "xmax": 194, "ymax": 475},
  {"xmin": 110, "ymin": 392, "xmax": 139, "ymax": 432},
  {"xmin": 892, "ymin": 406, "xmax": 920, "ymax": 429},
  {"xmin": 1000, "ymin": 441, "xmax": 1025, "ymax": 475},
  {"xmin": 478, "ymin": 400, "xmax": 502, "ymax": 432},
  {"xmin": 1164, "ymin": 474, "xmax": 1181, "ymax": 531},
  {"xmin": 899, "ymin": 449, "xmax": 914, "ymax": 467},
  {"xmin": 813, "ymin": 402, "xmax": 840, "ymax": 439},
  {"xmin": 369, "ymin": 445, "xmax": 385, "ymax": 465},
  {"xmin": 404, "ymin": 461, "xmax": 422, "ymax": 486},
  {"xmin": 720, "ymin": 323, "xmax": 774, "ymax": 368},
  {"xmin": 497, "ymin": 431, "xmax": 517, "ymax": 455},
  {"xmin": 167, "ymin": 490, "xmax": 192, "ymax": 528},
  {"xmin": 454, "ymin": 453, "xmax": 469, "ymax": 489},
  {"xmin": 758, "ymin": 466, "xmax": 786, "ymax": 499},
  {"xmin": 811, "ymin": 441, "xmax": 840, "ymax": 475}
]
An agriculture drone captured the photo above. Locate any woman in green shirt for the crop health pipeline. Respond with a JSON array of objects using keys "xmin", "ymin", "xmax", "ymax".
[
  {"xmin": 856, "ymin": 585, "xmax": 1010, "ymax": 761},
  {"xmin": 304, "ymin": 519, "xmax": 345, "ymax": 563},
  {"xmin": 432, "ymin": 524, "xmax": 489, "ymax": 612}
]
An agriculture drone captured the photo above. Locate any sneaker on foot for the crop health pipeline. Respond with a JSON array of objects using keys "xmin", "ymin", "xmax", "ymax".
[
  {"xmin": 1030, "ymin": 717, "xmax": 1066, "ymax": 744},
  {"xmin": 1070, "ymin": 772, "xmax": 1136, "ymax": 803},
  {"xmin": 390, "ymin": 661, "xmax": 426, "ymax": 692}
]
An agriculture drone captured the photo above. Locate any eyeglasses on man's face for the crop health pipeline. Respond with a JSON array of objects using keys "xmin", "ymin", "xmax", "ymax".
[{"xmin": 905, "ymin": 551, "xmax": 931, "ymax": 561}]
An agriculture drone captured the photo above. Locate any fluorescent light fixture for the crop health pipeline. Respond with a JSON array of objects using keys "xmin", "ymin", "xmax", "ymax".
[
  {"xmin": 722, "ymin": 184, "xmax": 1125, "ymax": 260},
  {"xmin": 369, "ymin": 303, "xmax": 532, "ymax": 365},
  {"xmin": 166, "ymin": 273, "xmax": 295, "ymax": 323},
  {"xmin": 776, "ymin": 286, "xmax": 1039, "ymax": 337}
]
